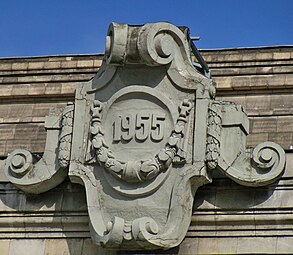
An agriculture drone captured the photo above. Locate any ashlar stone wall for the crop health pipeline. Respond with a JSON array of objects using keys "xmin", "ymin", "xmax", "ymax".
[{"xmin": 0, "ymin": 46, "xmax": 293, "ymax": 254}]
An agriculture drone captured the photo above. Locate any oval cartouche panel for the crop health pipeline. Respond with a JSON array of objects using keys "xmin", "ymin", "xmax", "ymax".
[{"xmin": 103, "ymin": 86, "xmax": 176, "ymax": 162}]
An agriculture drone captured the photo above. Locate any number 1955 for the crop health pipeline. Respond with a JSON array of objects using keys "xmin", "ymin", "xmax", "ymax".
[{"xmin": 112, "ymin": 113, "xmax": 166, "ymax": 142}]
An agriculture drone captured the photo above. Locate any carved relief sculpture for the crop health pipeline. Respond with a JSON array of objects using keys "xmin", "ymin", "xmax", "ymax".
[{"xmin": 4, "ymin": 22, "xmax": 286, "ymax": 250}]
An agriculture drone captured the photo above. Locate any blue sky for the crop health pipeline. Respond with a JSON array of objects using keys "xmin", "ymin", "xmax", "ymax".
[{"xmin": 0, "ymin": 0, "xmax": 292, "ymax": 57}]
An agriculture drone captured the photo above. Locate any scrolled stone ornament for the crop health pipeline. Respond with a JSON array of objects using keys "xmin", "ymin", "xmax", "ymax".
[
  {"xmin": 4, "ymin": 106, "xmax": 71, "ymax": 194},
  {"xmin": 4, "ymin": 22, "xmax": 287, "ymax": 251},
  {"xmin": 217, "ymin": 141, "xmax": 285, "ymax": 187},
  {"xmin": 138, "ymin": 23, "xmax": 186, "ymax": 66},
  {"xmin": 90, "ymin": 21, "xmax": 216, "ymax": 97},
  {"xmin": 6, "ymin": 149, "xmax": 35, "ymax": 178},
  {"xmin": 208, "ymin": 101, "xmax": 286, "ymax": 187},
  {"xmin": 251, "ymin": 142, "xmax": 285, "ymax": 183},
  {"xmin": 132, "ymin": 217, "xmax": 159, "ymax": 243},
  {"xmin": 136, "ymin": 22, "xmax": 216, "ymax": 98}
]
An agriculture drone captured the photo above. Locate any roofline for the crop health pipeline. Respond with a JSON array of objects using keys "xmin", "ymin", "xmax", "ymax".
[
  {"xmin": 199, "ymin": 45, "xmax": 293, "ymax": 52},
  {"xmin": 0, "ymin": 53, "xmax": 104, "ymax": 61},
  {"xmin": 0, "ymin": 45, "xmax": 293, "ymax": 60}
]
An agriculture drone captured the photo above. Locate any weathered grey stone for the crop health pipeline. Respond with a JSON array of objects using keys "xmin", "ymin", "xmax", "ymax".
[
  {"xmin": 9, "ymin": 239, "xmax": 45, "ymax": 255},
  {"xmin": 4, "ymin": 105, "xmax": 73, "ymax": 194},
  {"xmin": 69, "ymin": 22, "xmax": 284, "ymax": 250},
  {"xmin": 2, "ymin": 22, "xmax": 286, "ymax": 251}
]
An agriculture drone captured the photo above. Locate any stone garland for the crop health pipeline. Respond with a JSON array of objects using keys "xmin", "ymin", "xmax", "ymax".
[
  {"xmin": 90, "ymin": 99, "xmax": 192, "ymax": 183},
  {"xmin": 58, "ymin": 103, "xmax": 74, "ymax": 168},
  {"xmin": 206, "ymin": 102, "xmax": 222, "ymax": 170}
]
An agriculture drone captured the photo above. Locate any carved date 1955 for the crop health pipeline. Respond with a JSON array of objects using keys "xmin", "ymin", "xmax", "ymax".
[{"xmin": 112, "ymin": 113, "xmax": 166, "ymax": 143}]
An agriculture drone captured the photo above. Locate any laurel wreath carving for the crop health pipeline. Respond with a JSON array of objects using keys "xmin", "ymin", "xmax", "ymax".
[
  {"xmin": 206, "ymin": 102, "xmax": 222, "ymax": 169},
  {"xmin": 89, "ymin": 99, "xmax": 192, "ymax": 183},
  {"xmin": 58, "ymin": 103, "xmax": 74, "ymax": 168}
]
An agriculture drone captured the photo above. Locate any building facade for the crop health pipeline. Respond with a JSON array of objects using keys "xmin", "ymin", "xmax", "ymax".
[{"xmin": 0, "ymin": 43, "xmax": 293, "ymax": 254}]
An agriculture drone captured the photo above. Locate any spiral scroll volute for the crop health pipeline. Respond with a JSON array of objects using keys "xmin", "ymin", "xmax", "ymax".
[
  {"xmin": 251, "ymin": 141, "xmax": 286, "ymax": 185},
  {"xmin": 5, "ymin": 149, "xmax": 35, "ymax": 179},
  {"xmin": 137, "ymin": 22, "xmax": 192, "ymax": 66},
  {"xmin": 104, "ymin": 22, "xmax": 193, "ymax": 67},
  {"xmin": 220, "ymin": 141, "xmax": 286, "ymax": 187}
]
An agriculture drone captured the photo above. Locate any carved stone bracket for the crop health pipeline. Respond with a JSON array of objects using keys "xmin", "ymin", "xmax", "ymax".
[
  {"xmin": 206, "ymin": 101, "xmax": 285, "ymax": 186},
  {"xmin": 4, "ymin": 103, "xmax": 74, "ymax": 194}
]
